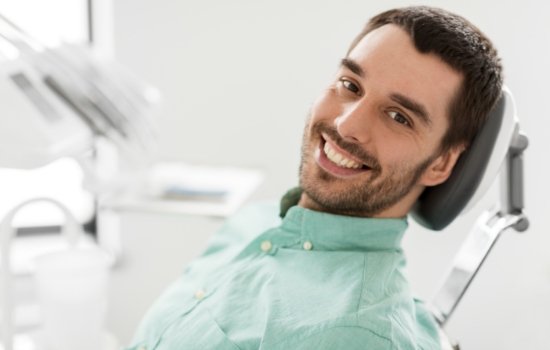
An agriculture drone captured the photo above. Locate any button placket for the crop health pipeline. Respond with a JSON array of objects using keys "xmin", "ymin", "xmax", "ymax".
[
  {"xmin": 194, "ymin": 288, "xmax": 206, "ymax": 300},
  {"xmin": 260, "ymin": 240, "xmax": 272, "ymax": 252}
]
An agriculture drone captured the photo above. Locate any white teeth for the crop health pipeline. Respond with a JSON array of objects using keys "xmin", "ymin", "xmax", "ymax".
[{"xmin": 323, "ymin": 142, "xmax": 362, "ymax": 169}]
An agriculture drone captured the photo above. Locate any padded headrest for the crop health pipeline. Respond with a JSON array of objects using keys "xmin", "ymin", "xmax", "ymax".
[{"xmin": 412, "ymin": 88, "xmax": 518, "ymax": 230}]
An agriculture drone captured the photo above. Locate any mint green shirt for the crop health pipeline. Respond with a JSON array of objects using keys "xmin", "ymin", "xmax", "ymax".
[{"xmin": 127, "ymin": 202, "xmax": 440, "ymax": 350}]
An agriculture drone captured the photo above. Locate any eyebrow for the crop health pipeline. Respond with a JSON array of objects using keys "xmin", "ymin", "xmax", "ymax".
[
  {"xmin": 340, "ymin": 58, "xmax": 364, "ymax": 77},
  {"xmin": 390, "ymin": 93, "xmax": 432, "ymax": 127}
]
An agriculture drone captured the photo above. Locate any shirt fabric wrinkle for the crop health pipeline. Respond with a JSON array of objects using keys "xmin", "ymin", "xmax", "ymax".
[{"xmin": 127, "ymin": 198, "xmax": 441, "ymax": 350}]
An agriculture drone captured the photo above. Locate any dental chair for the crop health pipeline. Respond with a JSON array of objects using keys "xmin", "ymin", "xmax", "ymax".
[{"xmin": 411, "ymin": 87, "xmax": 529, "ymax": 349}]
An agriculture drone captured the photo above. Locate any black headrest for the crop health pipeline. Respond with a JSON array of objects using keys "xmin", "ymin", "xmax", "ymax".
[{"xmin": 411, "ymin": 93, "xmax": 507, "ymax": 230}]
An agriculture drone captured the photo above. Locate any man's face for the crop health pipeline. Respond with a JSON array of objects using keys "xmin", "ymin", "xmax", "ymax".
[{"xmin": 299, "ymin": 24, "xmax": 463, "ymax": 218}]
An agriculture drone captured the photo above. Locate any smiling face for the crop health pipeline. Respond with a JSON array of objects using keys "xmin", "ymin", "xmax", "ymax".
[{"xmin": 298, "ymin": 24, "xmax": 464, "ymax": 218}]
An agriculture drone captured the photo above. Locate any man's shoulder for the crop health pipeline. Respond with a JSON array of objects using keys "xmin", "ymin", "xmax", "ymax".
[
  {"xmin": 264, "ymin": 323, "xmax": 393, "ymax": 349},
  {"xmin": 264, "ymin": 311, "xmax": 440, "ymax": 350},
  {"xmin": 263, "ymin": 293, "xmax": 441, "ymax": 350}
]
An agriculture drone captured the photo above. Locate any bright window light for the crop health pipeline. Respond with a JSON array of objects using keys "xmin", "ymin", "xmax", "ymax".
[{"xmin": 0, "ymin": 0, "xmax": 89, "ymax": 46}]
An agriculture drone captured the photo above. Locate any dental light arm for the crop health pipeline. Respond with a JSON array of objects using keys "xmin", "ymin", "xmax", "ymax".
[{"xmin": 0, "ymin": 12, "xmax": 160, "ymax": 170}]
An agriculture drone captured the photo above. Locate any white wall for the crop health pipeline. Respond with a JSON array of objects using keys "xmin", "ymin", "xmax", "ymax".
[{"xmin": 111, "ymin": 0, "xmax": 550, "ymax": 348}]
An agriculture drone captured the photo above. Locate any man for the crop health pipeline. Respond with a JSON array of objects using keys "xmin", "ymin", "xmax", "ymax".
[{"xmin": 127, "ymin": 6, "xmax": 502, "ymax": 350}]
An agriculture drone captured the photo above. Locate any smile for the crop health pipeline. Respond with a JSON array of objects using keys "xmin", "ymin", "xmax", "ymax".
[
  {"xmin": 315, "ymin": 134, "xmax": 371, "ymax": 177},
  {"xmin": 323, "ymin": 142, "xmax": 363, "ymax": 169}
]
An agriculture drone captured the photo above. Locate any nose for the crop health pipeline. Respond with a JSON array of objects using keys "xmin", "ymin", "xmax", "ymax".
[{"xmin": 335, "ymin": 100, "xmax": 374, "ymax": 144}]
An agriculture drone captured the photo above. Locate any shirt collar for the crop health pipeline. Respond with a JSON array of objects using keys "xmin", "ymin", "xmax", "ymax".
[{"xmin": 279, "ymin": 187, "xmax": 408, "ymax": 251}]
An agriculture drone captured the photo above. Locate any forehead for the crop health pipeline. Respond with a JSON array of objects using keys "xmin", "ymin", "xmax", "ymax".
[{"xmin": 347, "ymin": 24, "xmax": 463, "ymax": 130}]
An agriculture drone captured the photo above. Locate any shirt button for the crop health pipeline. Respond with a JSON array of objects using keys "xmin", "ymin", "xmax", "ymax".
[
  {"xmin": 260, "ymin": 240, "xmax": 273, "ymax": 252},
  {"xmin": 303, "ymin": 241, "xmax": 313, "ymax": 251},
  {"xmin": 194, "ymin": 289, "xmax": 206, "ymax": 300}
]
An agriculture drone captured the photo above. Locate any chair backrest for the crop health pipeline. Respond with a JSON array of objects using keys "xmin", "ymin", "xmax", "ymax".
[
  {"xmin": 412, "ymin": 87, "xmax": 519, "ymax": 230},
  {"xmin": 419, "ymin": 87, "xmax": 529, "ymax": 329}
]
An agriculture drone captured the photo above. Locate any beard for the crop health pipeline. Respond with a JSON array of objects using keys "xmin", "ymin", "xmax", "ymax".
[{"xmin": 299, "ymin": 119, "xmax": 436, "ymax": 217}]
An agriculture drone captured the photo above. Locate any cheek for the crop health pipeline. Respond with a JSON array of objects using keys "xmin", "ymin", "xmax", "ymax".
[
  {"xmin": 311, "ymin": 89, "xmax": 341, "ymax": 122},
  {"xmin": 376, "ymin": 140, "xmax": 419, "ymax": 169}
]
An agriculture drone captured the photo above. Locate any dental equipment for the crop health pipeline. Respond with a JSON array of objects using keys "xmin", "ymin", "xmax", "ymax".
[
  {"xmin": 412, "ymin": 87, "xmax": 529, "ymax": 349},
  {"xmin": 0, "ymin": 12, "xmax": 160, "ymax": 170},
  {"xmin": 1, "ymin": 198, "xmax": 115, "ymax": 350},
  {"xmin": 0, "ymin": 11, "xmax": 160, "ymax": 350}
]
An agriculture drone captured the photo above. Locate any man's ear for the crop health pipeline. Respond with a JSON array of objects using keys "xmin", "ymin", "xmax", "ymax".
[{"xmin": 420, "ymin": 145, "xmax": 466, "ymax": 187}]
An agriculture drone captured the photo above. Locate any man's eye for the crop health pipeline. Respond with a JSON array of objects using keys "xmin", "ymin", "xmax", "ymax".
[
  {"xmin": 339, "ymin": 78, "xmax": 360, "ymax": 95},
  {"xmin": 388, "ymin": 111, "xmax": 411, "ymax": 127}
]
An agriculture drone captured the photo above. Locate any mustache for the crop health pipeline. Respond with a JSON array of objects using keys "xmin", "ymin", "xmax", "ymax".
[{"xmin": 312, "ymin": 122, "xmax": 382, "ymax": 172}]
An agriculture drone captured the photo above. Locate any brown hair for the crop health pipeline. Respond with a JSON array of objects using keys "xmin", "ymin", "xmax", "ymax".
[{"xmin": 348, "ymin": 6, "xmax": 503, "ymax": 152}]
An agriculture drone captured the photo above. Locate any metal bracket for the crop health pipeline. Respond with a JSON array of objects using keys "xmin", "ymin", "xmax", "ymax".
[{"xmin": 429, "ymin": 128, "xmax": 529, "ymax": 327}]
